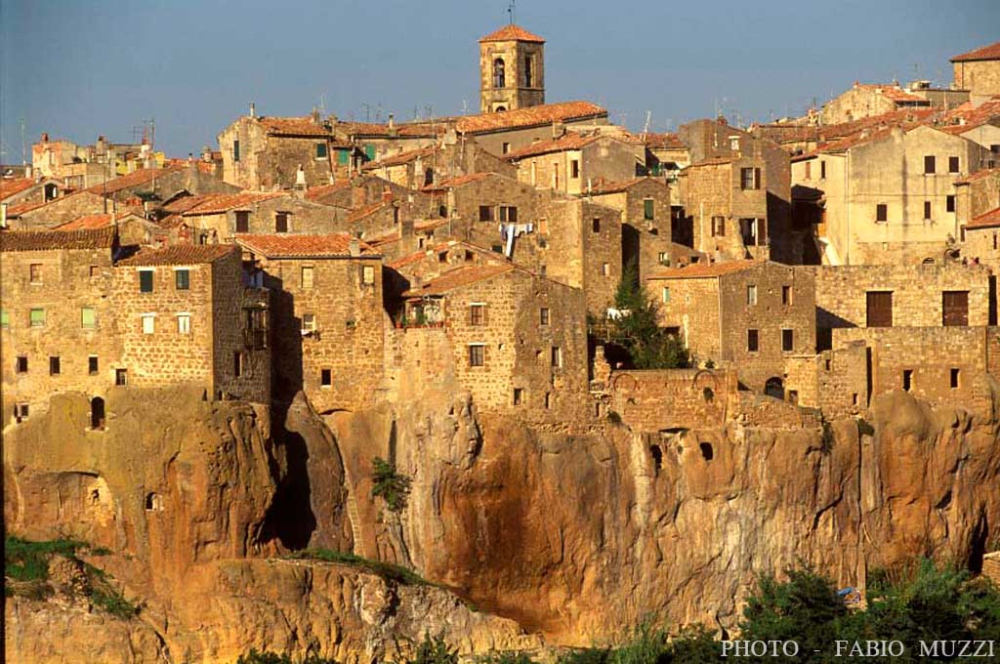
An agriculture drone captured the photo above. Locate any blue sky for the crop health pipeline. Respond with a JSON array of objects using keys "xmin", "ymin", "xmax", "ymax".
[{"xmin": 1, "ymin": 0, "xmax": 997, "ymax": 159}]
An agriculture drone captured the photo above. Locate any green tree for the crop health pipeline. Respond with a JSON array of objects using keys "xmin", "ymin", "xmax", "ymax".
[
  {"xmin": 371, "ymin": 456, "xmax": 412, "ymax": 513},
  {"xmin": 607, "ymin": 261, "xmax": 690, "ymax": 370},
  {"xmin": 410, "ymin": 632, "xmax": 458, "ymax": 664}
]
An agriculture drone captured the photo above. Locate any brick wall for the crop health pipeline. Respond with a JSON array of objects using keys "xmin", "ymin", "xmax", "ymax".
[
  {"xmin": 650, "ymin": 276, "xmax": 722, "ymax": 361},
  {"xmin": 604, "ymin": 368, "xmax": 736, "ymax": 433},
  {"xmin": 211, "ymin": 255, "xmax": 271, "ymax": 403},
  {"xmin": 953, "ymin": 60, "xmax": 1000, "ymax": 98}
]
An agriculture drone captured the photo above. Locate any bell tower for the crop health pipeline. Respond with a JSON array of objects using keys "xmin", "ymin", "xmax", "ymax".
[{"xmin": 479, "ymin": 24, "xmax": 546, "ymax": 114}]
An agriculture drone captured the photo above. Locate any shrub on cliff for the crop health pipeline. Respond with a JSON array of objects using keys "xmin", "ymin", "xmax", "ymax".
[
  {"xmin": 410, "ymin": 632, "xmax": 458, "ymax": 664},
  {"xmin": 236, "ymin": 650, "xmax": 339, "ymax": 664},
  {"xmin": 371, "ymin": 456, "xmax": 412, "ymax": 512},
  {"xmin": 607, "ymin": 261, "xmax": 690, "ymax": 370}
]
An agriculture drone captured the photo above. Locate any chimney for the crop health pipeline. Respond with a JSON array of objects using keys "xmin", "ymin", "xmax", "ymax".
[
  {"xmin": 552, "ymin": 121, "xmax": 566, "ymax": 139},
  {"xmin": 388, "ymin": 114, "xmax": 395, "ymax": 129},
  {"xmin": 41, "ymin": 132, "xmax": 49, "ymax": 143},
  {"xmin": 349, "ymin": 237, "xmax": 361, "ymax": 257},
  {"xmin": 250, "ymin": 102, "xmax": 256, "ymax": 118},
  {"xmin": 311, "ymin": 107, "xmax": 321, "ymax": 125},
  {"xmin": 1, "ymin": 202, "xmax": 8, "ymax": 229}
]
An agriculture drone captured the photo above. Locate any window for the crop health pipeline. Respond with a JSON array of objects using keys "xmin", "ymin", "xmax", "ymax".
[
  {"xmin": 235, "ymin": 211, "xmax": 250, "ymax": 233},
  {"xmin": 539, "ymin": 264, "xmax": 546, "ymax": 277},
  {"xmin": 942, "ymin": 290, "xmax": 969, "ymax": 326},
  {"xmin": 946, "ymin": 195, "xmax": 955, "ymax": 213},
  {"xmin": 866, "ymin": 291, "xmax": 893, "ymax": 327},
  {"xmin": 81, "ymin": 307, "xmax": 96, "ymax": 328},
  {"xmin": 29, "ymin": 263, "xmax": 42, "ymax": 284},
  {"xmin": 499, "ymin": 206, "xmax": 518, "ymax": 222},
  {"xmin": 479, "ymin": 205, "xmax": 494, "ymax": 222},
  {"xmin": 902, "ymin": 369, "xmax": 913, "ymax": 392},
  {"xmin": 316, "ymin": 142, "xmax": 328, "ymax": 159},
  {"xmin": 551, "ymin": 346, "xmax": 563, "ymax": 368},
  {"xmin": 233, "ymin": 139, "xmax": 240, "ymax": 162},
  {"xmin": 711, "ymin": 216, "xmax": 725, "ymax": 237},
  {"xmin": 876, "ymin": 204, "xmax": 888, "ymax": 222},
  {"xmin": 141, "ymin": 314, "xmax": 155, "ymax": 334},
  {"xmin": 139, "ymin": 269, "xmax": 154, "ymax": 293},
  {"xmin": 538, "ymin": 218, "xmax": 548, "ymax": 235},
  {"xmin": 643, "ymin": 199, "xmax": 655, "ymax": 221},
  {"xmin": 662, "ymin": 287, "xmax": 671, "ymax": 304},
  {"xmin": 50, "ymin": 356, "xmax": 60, "ymax": 375},
  {"xmin": 321, "ymin": 369, "xmax": 332, "ymax": 387},
  {"xmin": 602, "ymin": 262, "xmax": 611, "ymax": 276},
  {"xmin": 470, "ymin": 304, "xmax": 486, "ymax": 326},
  {"xmin": 740, "ymin": 167, "xmax": 761, "ymax": 190},
  {"xmin": 233, "ymin": 351, "xmax": 243, "ymax": 378},
  {"xmin": 116, "ymin": 368, "xmax": 128, "ymax": 386},
  {"xmin": 540, "ymin": 307, "xmax": 550, "ymax": 325},
  {"xmin": 16, "ymin": 356, "xmax": 28, "ymax": 373},
  {"xmin": 469, "ymin": 344, "xmax": 485, "ymax": 367},
  {"xmin": 0, "ymin": 309, "xmax": 7, "ymax": 328},
  {"xmin": 175, "ymin": 269, "xmax": 190, "ymax": 290},
  {"xmin": 89, "ymin": 356, "xmax": 99, "ymax": 375},
  {"xmin": 747, "ymin": 329, "xmax": 759, "ymax": 352},
  {"xmin": 740, "ymin": 218, "xmax": 761, "ymax": 246},
  {"xmin": 302, "ymin": 313, "xmax": 316, "ymax": 333},
  {"xmin": 924, "ymin": 201, "xmax": 932, "ymax": 220},
  {"xmin": 524, "ymin": 54, "xmax": 533, "ymax": 87},
  {"xmin": 362, "ymin": 265, "xmax": 376, "ymax": 285},
  {"xmin": 513, "ymin": 388, "xmax": 524, "ymax": 406},
  {"xmin": 178, "ymin": 314, "xmax": 191, "ymax": 334},
  {"xmin": 275, "ymin": 212, "xmax": 289, "ymax": 233},
  {"xmin": 571, "ymin": 160, "xmax": 580, "ymax": 179},
  {"xmin": 782, "ymin": 285, "xmax": 792, "ymax": 305},
  {"xmin": 90, "ymin": 265, "xmax": 101, "ymax": 278},
  {"xmin": 747, "ymin": 285, "xmax": 757, "ymax": 306},
  {"xmin": 301, "ymin": 266, "xmax": 315, "ymax": 290},
  {"xmin": 781, "ymin": 329, "xmax": 794, "ymax": 352},
  {"xmin": 493, "ymin": 58, "xmax": 505, "ymax": 88},
  {"xmin": 14, "ymin": 404, "xmax": 29, "ymax": 422},
  {"xmin": 592, "ymin": 218, "xmax": 600, "ymax": 233},
  {"xmin": 820, "ymin": 160, "xmax": 826, "ymax": 179},
  {"xmin": 950, "ymin": 368, "xmax": 960, "ymax": 389},
  {"xmin": 30, "ymin": 308, "xmax": 45, "ymax": 327},
  {"xmin": 658, "ymin": 252, "xmax": 669, "ymax": 265},
  {"xmin": 924, "ymin": 155, "xmax": 935, "ymax": 174},
  {"xmin": 804, "ymin": 162, "xmax": 811, "ymax": 180},
  {"xmin": 502, "ymin": 142, "xmax": 511, "ymax": 154},
  {"xmin": 948, "ymin": 156, "xmax": 959, "ymax": 173}
]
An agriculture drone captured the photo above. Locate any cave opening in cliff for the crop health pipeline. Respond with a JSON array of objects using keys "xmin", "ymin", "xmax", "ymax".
[
  {"xmin": 969, "ymin": 513, "xmax": 989, "ymax": 574},
  {"xmin": 260, "ymin": 423, "xmax": 317, "ymax": 550},
  {"xmin": 649, "ymin": 445, "xmax": 662, "ymax": 473},
  {"xmin": 90, "ymin": 397, "xmax": 105, "ymax": 430},
  {"xmin": 699, "ymin": 442, "xmax": 714, "ymax": 461}
]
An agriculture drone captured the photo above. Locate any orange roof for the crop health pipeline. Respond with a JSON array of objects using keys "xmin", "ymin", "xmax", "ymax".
[
  {"xmin": 86, "ymin": 167, "xmax": 183, "ymax": 195},
  {"xmin": 162, "ymin": 193, "xmax": 219, "ymax": 214},
  {"xmin": 503, "ymin": 133, "xmax": 602, "ymax": 160},
  {"xmin": 345, "ymin": 201, "xmax": 390, "ymax": 224},
  {"xmin": 181, "ymin": 192, "xmax": 285, "ymax": 216},
  {"xmin": 0, "ymin": 227, "xmax": 117, "ymax": 252},
  {"xmin": 257, "ymin": 116, "xmax": 331, "ymax": 137},
  {"xmin": 0, "ymin": 178, "xmax": 36, "ymax": 200},
  {"xmin": 54, "ymin": 214, "xmax": 114, "ymax": 231},
  {"xmin": 934, "ymin": 97, "xmax": 1000, "ymax": 131},
  {"xmin": 641, "ymin": 132, "xmax": 685, "ymax": 150},
  {"xmin": 117, "ymin": 244, "xmax": 236, "ymax": 266},
  {"xmin": 967, "ymin": 206, "xmax": 1000, "ymax": 230},
  {"xmin": 952, "ymin": 41, "xmax": 1000, "ymax": 63},
  {"xmin": 5, "ymin": 200, "xmax": 50, "ymax": 216},
  {"xmin": 456, "ymin": 101, "xmax": 607, "ymax": 134},
  {"xmin": 852, "ymin": 84, "xmax": 927, "ymax": 104},
  {"xmin": 646, "ymin": 260, "xmax": 758, "ymax": 280},
  {"xmin": 403, "ymin": 263, "xmax": 514, "ymax": 297},
  {"xmin": 336, "ymin": 120, "xmax": 445, "ymax": 139},
  {"xmin": 587, "ymin": 177, "xmax": 662, "ymax": 195},
  {"xmin": 954, "ymin": 168, "xmax": 1000, "ymax": 186},
  {"xmin": 363, "ymin": 146, "xmax": 436, "ymax": 170},
  {"xmin": 304, "ymin": 181, "xmax": 352, "ymax": 201},
  {"xmin": 236, "ymin": 233, "xmax": 378, "ymax": 258},
  {"xmin": 479, "ymin": 24, "xmax": 545, "ymax": 43}
]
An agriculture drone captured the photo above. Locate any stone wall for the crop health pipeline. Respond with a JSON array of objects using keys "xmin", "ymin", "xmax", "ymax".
[
  {"xmin": 602, "ymin": 368, "xmax": 736, "ymax": 433},
  {"xmin": 14, "ymin": 192, "xmax": 109, "ymax": 230},
  {"xmin": 650, "ymin": 276, "xmax": 722, "ymax": 361},
  {"xmin": 591, "ymin": 178, "xmax": 673, "ymax": 283},
  {"xmin": 785, "ymin": 342, "xmax": 870, "ymax": 417},
  {"xmin": 211, "ymin": 255, "xmax": 271, "ymax": 404},
  {"xmin": 478, "ymin": 39, "xmax": 545, "ymax": 113},
  {"xmin": 953, "ymin": 59, "xmax": 1000, "ymax": 98},
  {"xmin": 187, "ymin": 197, "xmax": 344, "ymax": 241}
]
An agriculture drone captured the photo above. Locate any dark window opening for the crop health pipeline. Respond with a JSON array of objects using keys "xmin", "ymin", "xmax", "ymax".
[
  {"xmin": 592, "ymin": 218, "xmax": 600, "ymax": 233},
  {"xmin": 479, "ymin": 206, "xmax": 494, "ymax": 222},
  {"xmin": 950, "ymin": 368, "xmax": 960, "ymax": 389},
  {"xmin": 644, "ymin": 199, "xmax": 655, "ymax": 221},
  {"xmin": 699, "ymin": 442, "xmax": 714, "ymax": 461},
  {"xmin": 703, "ymin": 387, "xmax": 714, "ymax": 403},
  {"xmin": 949, "ymin": 156, "xmax": 959, "ymax": 173},
  {"xmin": 321, "ymin": 369, "xmax": 332, "ymax": 387},
  {"xmin": 903, "ymin": 369, "xmax": 913, "ymax": 392},
  {"xmin": 782, "ymin": 329, "xmax": 794, "ymax": 352},
  {"xmin": 513, "ymin": 388, "xmax": 524, "ymax": 406},
  {"xmin": 235, "ymin": 211, "xmax": 250, "ymax": 233},
  {"xmin": 89, "ymin": 356, "xmax": 99, "ymax": 375},
  {"xmin": 943, "ymin": 290, "xmax": 969, "ymax": 326},
  {"xmin": 115, "ymin": 369, "xmax": 128, "ymax": 386},
  {"xmin": 91, "ymin": 397, "xmax": 105, "ymax": 430},
  {"xmin": 49, "ymin": 356, "xmax": 60, "ymax": 375},
  {"xmin": 946, "ymin": 195, "xmax": 956, "ymax": 213},
  {"xmin": 782, "ymin": 285, "xmax": 792, "ymax": 305},
  {"xmin": 876, "ymin": 204, "xmax": 887, "ymax": 222},
  {"xmin": 316, "ymin": 142, "xmax": 328, "ymax": 159},
  {"xmin": 233, "ymin": 139, "xmax": 240, "ymax": 162},
  {"xmin": 650, "ymin": 445, "xmax": 663, "ymax": 471},
  {"xmin": 524, "ymin": 55, "xmax": 533, "ymax": 87},
  {"xmin": 139, "ymin": 270, "xmax": 154, "ymax": 293},
  {"xmin": 571, "ymin": 160, "xmax": 580, "ymax": 179},
  {"xmin": 924, "ymin": 155, "xmax": 936, "ymax": 174},
  {"xmin": 866, "ymin": 291, "xmax": 893, "ymax": 327},
  {"xmin": 711, "ymin": 216, "xmax": 725, "ymax": 237},
  {"xmin": 540, "ymin": 307, "xmax": 550, "ymax": 325},
  {"xmin": 924, "ymin": 201, "xmax": 932, "ymax": 219},
  {"xmin": 493, "ymin": 58, "xmax": 505, "ymax": 88},
  {"xmin": 175, "ymin": 269, "xmax": 190, "ymax": 290},
  {"xmin": 747, "ymin": 329, "xmax": 759, "ymax": 352},
  {"xmin": 233, "ymin": 352, "xmax": 243, "ymax": 378},
  {"xmin": 765, "ymin": 377, "xmax": 785, "ymax": 400},
  {"xmin": 16, "ymin": 356, "xmax": 28, "ymax": 373},
  {"xmin": 275, "ymin": 212, "xmax": 289, "ymax": 233},
  {"xmin": 14, "ymin": 403, "xmax": 29, "ymax": 422}
]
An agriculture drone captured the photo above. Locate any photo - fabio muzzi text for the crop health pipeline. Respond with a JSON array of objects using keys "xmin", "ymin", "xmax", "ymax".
[{"xmin": 721, "ymin": 639, "xmax": 997, "ymax": 658}]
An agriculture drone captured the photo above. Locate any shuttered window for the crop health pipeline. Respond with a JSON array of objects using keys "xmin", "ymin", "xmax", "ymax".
[
  {"xmin": 866, "ymin": 291, "xmax": 893, "ymax": 328},
  {"xmin": 942, "ymin": 291, "xmax": 969, "ymax": 326}
]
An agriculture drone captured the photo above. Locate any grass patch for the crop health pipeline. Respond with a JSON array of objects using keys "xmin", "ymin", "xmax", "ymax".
[
  {"xmin": 5, "ymin": 535, "xmax": 84, "ymax": 583},
  {"xmin": 288, "ymin": 548, "xmax": 434, "ymax": 587}
]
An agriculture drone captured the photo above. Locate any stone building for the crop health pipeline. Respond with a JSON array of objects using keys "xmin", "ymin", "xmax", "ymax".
[
  {"xmin": 5, "ymin": 191, "xmax": 111, "ymax": 230},
  {"xmin": 455, "ymin": 101, "xmax": 609, "ymax": 158},
  {"xmin": 956, "ymin": 168, "xmax": 1000, "ymax": 265},
  {"xmin": 503, "ymin": 132, "xmax": 644, "ymax": 195},
  {"xmin": 1, "ymin": 176, "xmax": 68, "ymax": 210},
  {"xmin": 933, "ymin": 98, "xmax": 1000, "ymax": 153},
  {"xmin": 236, "ymin": 234, "xmax": 385, "ymax": 413},
  {"xmin": 791, "ymin": 124, "xmax": 992, "ymax": 265},
  {"xmin": 951, "ymin": 41, "xmax": 1000, "ymax": 100},
  {"xmin": 645, "ymin": 261, "xmax": 817, "ymax": 394},
  {"xmin": 113, "ymin": 245, "xmax": 270, "ymax": 402},
  {"xmin": 676, "ymin": 156, "xmax": 769, "ymax": 261},
  {"xmin": 164, "ymin": 192, "xmax": 343, "ymax": 242},
  {"xmin": 584, "ymin": 177, "xmax": 673, "ymax": 282},
  {"xmin": 398, "ymin": 263, "xmax": 588, "ymax": 414},
  {"xmin": 479, "ymin": 24, "xmax": 546, "ymax": 114},
  {"xmin": 640, "ymin": 132, "xmax": 690, "ymax": 178},
  {"xmin": 821, "ymin": 83, "xmax": 931, "ymax": 125}
]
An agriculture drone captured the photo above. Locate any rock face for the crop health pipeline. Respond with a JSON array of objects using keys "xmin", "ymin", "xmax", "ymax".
[{"xmin": 5, "ymin": 383, "xmax": 1000, "ymax": 660}]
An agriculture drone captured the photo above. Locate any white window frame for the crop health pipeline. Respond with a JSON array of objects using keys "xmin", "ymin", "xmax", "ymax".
[
  {"xmin": 177, "ymin": 313, "xmax": 191, "ymax": 334},
  {"xmin": 141, "ymin": 313, "xmax": 156, "ymax": 334}
]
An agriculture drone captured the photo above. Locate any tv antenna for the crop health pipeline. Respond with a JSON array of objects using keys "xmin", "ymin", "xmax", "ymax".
[
  {"xmin": 508, "ymin": 0, "xmax": 516, "ymax": 24},
  {"xmin": 643, "ymin": 110, "xmax": 652, "ymax": 135}
]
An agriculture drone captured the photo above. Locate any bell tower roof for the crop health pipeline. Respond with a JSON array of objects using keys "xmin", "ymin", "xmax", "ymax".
[{"xmin": 479, "ymin": 24, "xmax": 545, "ymax": 44}]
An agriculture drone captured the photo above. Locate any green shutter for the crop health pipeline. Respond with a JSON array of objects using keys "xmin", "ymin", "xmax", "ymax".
[
  {"xmin": 140, "ymin": 270, "xmax": 154, "ymax": 292},
  {"xmin": 175, "ymin": 269, "xmax": 190, "ymax": 290},
  {"xmin": 364, "ymin": 144, "xmax": 375, "ymax": 160},
  {"xmin": 82, "ymin": 307, "xmax": 96, "ymax": 328},
  {"xmin": 30, "ymin": 308, "xmax": 45, "ymax": 327},
  {"xmin": 0, "ymin": 309, "xmax": 8, "ymax": 328},
  {"xmin": 337, "ymin": 149, "xmax": 349, "ymax": 165},
  {"xmin": 316, "ymin": 143, "xmax": 328, "ymax": 159}
]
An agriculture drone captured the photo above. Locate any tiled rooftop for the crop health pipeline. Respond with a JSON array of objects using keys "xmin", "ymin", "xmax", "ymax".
[
  {"xmin": 951, "ymin": 41, "xmax": 1000, "ymax": 63},
  {"xmin": 646, "ymin": 260, "xmax": 757, "ymax": 280},
  {"xmin": 181, "ymin": 192, "xmax": 285, "ymax": 215},
  {"xmin": 86, "ymin": 167, "xmax": 184, "ymax": 195},
  {"xmin": 456, "ymin": 101, "xmax": 607, "ymax": 134},
  {"xmin": 256, "ymin": 116, "xmax": 331, "ymax": 137},
  {"xmin": 966, "ymin": 206, "xmax": 1000, "ymax": 230},
  {"xmin": 0, "ymin": 178, "xmax": 37, "ymax": 200},
  {"xmin": 236, "ymin": 233, "xmax": 378, "ymax": 258},
  {"xmin": 304, "ymin": 181, "xmax": 353, "ymax": 202},
  {"xmin": 502, "ymin": 133, "xmax": 602, "ymax": 160},
  {"xmin": 479, "ymin": 24, "xmax": 545, "ymax": 43},
  {"xmin": 345, "ymin": 202, "xmax": 390, "ymax": 224},
  {"xmin": 954, "ymin": 168, "xmax": 1000, "ymax": 186},
  {"xmin": 403, "ymin": 263, "xmax": 514, "ymax": 297},
  {"xmin": 362, "ymin": 146, "xmax": 437, "ymax": 169},
  {"xmin": 0, "ymin": 227, "xmax": 117, "ymax": 252},
  {"xmin": 117, "ymin": 244, "xmax": 236, "ymax": 266},
  {"xmin": 587, "ymin": 178, "xmax": 653, "ymax": 195},
  {"xmin": 53, "ymin": 214, "xmax": 114, "ymax": 231}
]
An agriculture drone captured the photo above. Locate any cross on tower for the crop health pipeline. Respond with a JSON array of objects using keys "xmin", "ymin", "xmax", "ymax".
[{"xmin": 507, "ymin": 0, "xmax": 516, "ymax": 24}]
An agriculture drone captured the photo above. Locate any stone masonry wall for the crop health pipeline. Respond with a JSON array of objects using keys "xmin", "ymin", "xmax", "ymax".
[
  {"xmin": 211, "ymin": 254, "xmax": 271, "ymax": 404},
  {"xmin": 649, "ymin": 276, "xmax": 722, "ymax": 362},
  {"xmin": 605, "ymin": 368, "xmax": 736, "ymax": 433}
]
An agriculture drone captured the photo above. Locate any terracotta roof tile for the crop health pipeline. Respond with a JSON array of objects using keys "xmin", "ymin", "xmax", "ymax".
[
  {"xmin": 257, "ymin": 116, "xmax": 331, "ymax": 137},
  {"xmin": 966, "ymin": 206, "xmax": 1000, "ymax": 230},
  {"xmin": 424, "ymin": 172, "xmax": 495, "ymax": 191},
  {"xmin": 640, "ymin": 132, "xmax": 685, "ymax": 150},
  {"xmin": 0, "ymin": 178, "xmax": 36, "ymax": 200},
  {"xmin": 403, "ymin": 263, "xmax": 514, "ymax": 296},
  {"xmin": 852, "ymin": 84, "xmax": 928, "ymax": 104},
  {"xmin": 345, "ymin": 202, "xmax": 390, "ymax": 224},
  {"xmin": 646, "ymin": 260, "xmax": 757, "ymax": 280},
  {"xmin": 53, "ymin": 214, "xmax": 114, "ymax": 231},
  {"xmin": 336, "ymin": 121, "xmax": 445, "ymax": 139},
  {"xmin": 86, "ymin": 167, "xmax": 183, "ymax": 195},
  {"xmin": 479, "ymin": 24, "xmax": 545, "ymax": 43},
  {"xmin": 951, "ymin": 41, "xmax": 1000, "ymax": 63},
  {"xmin": 236, "ymin": 233, "xmax": 378, "ymax": 258},
  {"xmin": 304, "ymin": 181, "xmax": 352, "ymax": 201},
  {"xmin": 456, "ymin": 101, "xmax": 607, "ymax": 134},
  {"xmin": 362, "ymin": 146, "xmax": 437, "ymax": 170},
  {"xmin": 933, "ymin": 98, "xmax": 1000, "ymax": 131},
  {"xmin": 954, "ymin": 168, "xmax": 1000, "ymax": 186},
  {"xmin": 0, "ymin": 227, "xmax": 117, "ymax": 252},
  {"xmin": 587, "ymin": 177, "xmax": 657, "ymax": 195},
  {"xmin": 162, "ymin": 193, "xmax": 219, "ymax": 214},
  {"xmin": 181, "ymin": 192, "xmax": 285, "ymax": 216},
  {"xmin": 117, "ymin": 244, "xmax": 237, "ymax": 266},
  {"xmin": 503, "ymin": 133, "xmax": 602, "ymax": 160},
  {"xmin": 5, "ymin": 200, "xmax": 49, "ymax": 216}
]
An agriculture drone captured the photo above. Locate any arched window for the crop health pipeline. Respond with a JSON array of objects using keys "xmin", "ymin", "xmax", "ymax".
[
  {"xmin": 424, "ymin": 168, "xmax": 434, "ymax": 188},
  {"xmin": 764, "ymin": 377, "xmax": 785, "ymax": 400},
  {"xmin": 44, "ymin": 183, "xmax": 58, "ymax": 201},
  {"xmin": 90, "ymin": 396, "xmax": 105, "ymax": 430},
  {"xmin": 493, "ymin": 58, "xmax": 506, "ymax": 88}
]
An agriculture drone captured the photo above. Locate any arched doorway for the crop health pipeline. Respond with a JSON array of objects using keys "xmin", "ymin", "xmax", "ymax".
[
  {"xmin": 764, "ymin": 377, "xmax": 784, "ymax": 400},
  {"xmin": 90, "ymin": 397, "xmax": 105, "ymax": 429},
  {"xmin": 493, "ymin": 58, "xmax": 505, "ymax": 88}
]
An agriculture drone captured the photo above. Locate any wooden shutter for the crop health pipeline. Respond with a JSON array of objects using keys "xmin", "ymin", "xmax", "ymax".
[
  {"xmin": 866, "ymin": 291, "xmax": 893, "ymax": 328},
  {"xmin": 942, "ymin": 291, "xmax": 969, "ymax": 326}
]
